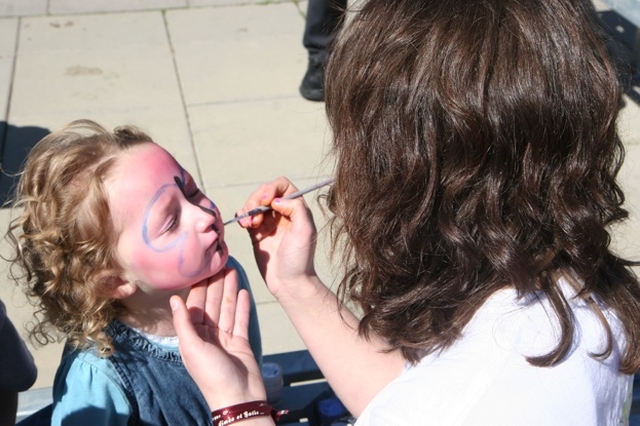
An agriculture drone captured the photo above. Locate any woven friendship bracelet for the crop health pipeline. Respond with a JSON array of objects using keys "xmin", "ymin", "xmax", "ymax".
[{"xmin": 211, "ymin": 400, "xmax": 288, "ymax": 426}]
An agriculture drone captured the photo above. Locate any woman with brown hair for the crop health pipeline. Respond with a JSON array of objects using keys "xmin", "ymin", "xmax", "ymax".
[{"xmin": 172, "ymin": 0, "xmax": 640, "ymax": 424}]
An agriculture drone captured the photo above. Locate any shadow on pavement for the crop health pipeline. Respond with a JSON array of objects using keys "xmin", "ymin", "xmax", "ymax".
[{"xmin": 0, "ymin": 122, "xmax": 50, "ymax": 207}]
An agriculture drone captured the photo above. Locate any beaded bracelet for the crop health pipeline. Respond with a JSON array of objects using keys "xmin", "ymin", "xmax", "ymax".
[{"xmin": 211, "ymin": 400, "xmax": 288, "ymax": 426}]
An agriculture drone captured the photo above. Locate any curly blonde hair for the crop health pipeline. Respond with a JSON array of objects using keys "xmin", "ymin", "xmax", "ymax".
[{"xmin": 5, "ymin": 119, "xmax": 152, "ymax": 355}]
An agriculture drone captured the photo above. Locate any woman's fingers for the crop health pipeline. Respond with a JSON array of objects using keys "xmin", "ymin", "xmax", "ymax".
[
  {"xmin": 180, "ymin": 268, "xmax": 246, "ymax": 340},
  {"xmin": 185, "ymin": 279, "xmax": 208, "ymax": 325},
  {"xmin": 232, "ymin": 289, "xmax": 251, "ymax": 342},
  {"xmin": 171, "ymin": 295, "xmax": 201, "ymax": 351},
  {"xmin": 201, "ymin": 270, "xmax": 226, "ymax": 328},
  {"xmin": 235, "ymin": 177, "xmax": 300, "ymax": 228},
  {"xmin": 215, "ymin": 268, "xmax": 239, "ymax": 334}
]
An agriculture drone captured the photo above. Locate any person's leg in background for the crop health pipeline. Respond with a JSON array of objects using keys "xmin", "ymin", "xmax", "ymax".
[
  {"xmin": 0, "ymin": 300, "xmax": 37, "ymax": 425},
  {"xmin": 300, "ymin": 0, "xmax": 347, "ymax": 102}
]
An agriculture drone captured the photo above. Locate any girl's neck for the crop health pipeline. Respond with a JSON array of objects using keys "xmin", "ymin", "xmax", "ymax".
[
  {"xmin": 118, "ymin": 309, "xmax": 177, "ymax": 337},
  {"xmin": 117, "ymin": 288, "xmax": 190, "ymax": 337}
]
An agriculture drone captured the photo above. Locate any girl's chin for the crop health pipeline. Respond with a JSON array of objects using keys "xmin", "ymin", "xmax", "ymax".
[
  {"xmin": 218, "ymin": 241, "xmax": 230, "ymax": 264},
  {"xmin": 207, "ymin": 247, "xmax": 229, "ymax": 276}
]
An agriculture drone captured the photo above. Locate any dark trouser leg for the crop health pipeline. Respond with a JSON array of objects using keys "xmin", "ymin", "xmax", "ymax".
[
  {"xmin": 302, "ymin": 0, "xmax": 347, "ymax": 62},
  {"xmin": 300, "ymin": 0, "xmax": 347, "ymax": 101},
  {"xmin": 0, "ymin": 391, "xmax": 18, "ymax": 426}
]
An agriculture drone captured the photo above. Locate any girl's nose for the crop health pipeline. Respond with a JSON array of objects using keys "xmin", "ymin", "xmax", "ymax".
[{"xmin": 194, "ymin": 201, "xmax": 217, "ymax": 233}]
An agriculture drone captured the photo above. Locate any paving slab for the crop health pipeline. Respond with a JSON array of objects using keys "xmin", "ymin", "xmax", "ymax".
[
  {"xmin": 49, "ymin": 0, "xmax": 187, "ymax": 15},
  {"xmin": 613, "ymin": 142, "xmax": 640, "ymax": 266},
  {"xmin": 189, "ymin": 98, "xmax": 331, "ymax": 188},
  {"xmin": 166, "ymin": 2, "xmax": 307, "ymax": 104},
  {"xmin": 188, "ymin": 0, "xmax": 295, "ymax": 7},
  {"xmin": 0, "ymin": 18, "xmax": 18, "ymax": 198},
  {"xmin": 11, "ymin": 13, "xmax": 181, "ymax": 117},
  {"xmin": 0, "ymin": 0, "xmax": 46, "ymax": 17},
  {"xmin": 0, "ymin": 18, "xmax": 17, "ymax": 119},
  {"xmin": 256, "ymin": 301, "xmax": 305, "ymax": 355},
  {"xmin": 620, "ymin": 93, "xmax": 640, "ymax": 145},
  {"xmin": 4, "ymin": 11, "xmax": 199, "ymax": 199}
]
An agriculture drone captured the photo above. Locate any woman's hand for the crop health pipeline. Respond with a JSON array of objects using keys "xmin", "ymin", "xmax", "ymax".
[
  {"xmin": 171, "ymin": 268, "xmax": 266, "ymax": 410},
  {"xmin": 235, "ymin": 177, "xmax": 320, "ymax": 299},
  {"xmin": 233, "ymin": 177, "xmax": 404, "ymax": 416}
]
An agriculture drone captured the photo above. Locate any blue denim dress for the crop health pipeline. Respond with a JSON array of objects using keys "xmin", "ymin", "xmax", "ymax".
[
  {"xmin": 107, "ymin": 319, "xmax": 210, "ymax": 425},
  {"xmin": 51, "ymin": 257, "xmax": 262, "ymax": 426}
]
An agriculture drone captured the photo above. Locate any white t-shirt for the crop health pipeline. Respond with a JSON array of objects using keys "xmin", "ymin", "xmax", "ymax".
[{"xmin": 356, "ymin": 281, "xmax": 632, "ymax": 425}]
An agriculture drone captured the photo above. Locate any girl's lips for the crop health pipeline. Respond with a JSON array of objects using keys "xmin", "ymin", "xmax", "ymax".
[
  {"xmin": 208, "ymin": 224, "xmax": 223, "ymax": 251},
  {"xmin": 207, "ymin": 238, "xmax": 219, "ymax": 254},
  {"xmin": 208, "ymin": 235, "xmax": 226, "ymax": 256},
  {"xmin": 216, "ymin": 242, "xmax": 226, "ymax": 255}
]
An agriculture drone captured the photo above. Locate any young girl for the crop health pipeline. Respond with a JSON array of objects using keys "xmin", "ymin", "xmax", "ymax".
[
  {"xmin": 6, "ymin": 119, "xmax": 262, "ymax": 425},
  {"xmin": 171, "ymin": 0, "xmax": 640, "ymax": 425}
]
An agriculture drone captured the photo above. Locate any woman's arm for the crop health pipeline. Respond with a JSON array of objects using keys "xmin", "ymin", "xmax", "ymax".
[{"xmin": 238, "ymin": 177, "xmax": 405, "ymax": 417}]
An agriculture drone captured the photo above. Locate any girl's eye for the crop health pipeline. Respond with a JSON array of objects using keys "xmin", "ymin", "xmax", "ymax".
[
  {"xmin": 188, "ymin": 188, "xmax": 201, "ymax": 199},
  {"xmin": 166, "ymin": 215, "xmax": 179, "ymax": 233}
]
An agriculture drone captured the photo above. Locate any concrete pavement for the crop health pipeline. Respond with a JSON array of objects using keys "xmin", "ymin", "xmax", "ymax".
[
  {"xmin": 0, "ymin": 0, "xmax": 638, "ymax": 395},
  {"xmin": 0, "ymin": 0, "xmax": 335, "ymax": 391}
]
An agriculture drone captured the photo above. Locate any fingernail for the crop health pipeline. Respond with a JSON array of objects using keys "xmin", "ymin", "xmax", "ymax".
[
  {"xmin": 261, "ymin": 193, "xmax": 268, "ymax": 200},
  {"xmin": 274, "ymin": 198, "xmax": 281, "ymax": 204},
  {"xmin": 170, "ymin": 297, "xmax": 178, "ymax": 312}
]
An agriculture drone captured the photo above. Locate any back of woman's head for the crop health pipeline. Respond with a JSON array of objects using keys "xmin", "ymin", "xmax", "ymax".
[
  {"xmin": 326, "ymin": 0, "xmax": 640, "ymax": 372},
  {"xmin": 6, "ymin": 119, "xmax": 151, "ymax": 353}
]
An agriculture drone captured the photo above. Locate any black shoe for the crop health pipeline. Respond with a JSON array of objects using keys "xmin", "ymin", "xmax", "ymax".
[{"xmin": 299, "ymin": 58, "xmax": 325, "ymax": 102}]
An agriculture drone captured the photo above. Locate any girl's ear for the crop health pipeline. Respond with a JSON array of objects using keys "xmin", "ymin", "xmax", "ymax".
[{"xmin": 100, "ymin": 275, "xmax": 137, "ymax": 300}]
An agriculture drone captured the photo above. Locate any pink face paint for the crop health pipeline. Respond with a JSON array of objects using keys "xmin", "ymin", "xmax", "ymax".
[{"xmin": 107, "ymin": 143, "xmax": 229, "ymax": 292}]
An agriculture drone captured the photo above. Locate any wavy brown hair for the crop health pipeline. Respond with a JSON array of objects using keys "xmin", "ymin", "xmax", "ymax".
[
  {"xmin": 5, "ymin": 119, "xmax": 152, "ymax": 355},
  {"xmin": 325, "ymin": 0, "xmax": 640, "ymax": 373}
]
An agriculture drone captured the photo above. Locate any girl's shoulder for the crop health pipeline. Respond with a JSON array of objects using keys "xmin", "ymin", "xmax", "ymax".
[
  {"xmin": 52, "ymin": 347, "xmax": 132, "ymax": 425},
  {"xmin": 57, "ymin": 346, "xmax": 125, "ymax": 390}
]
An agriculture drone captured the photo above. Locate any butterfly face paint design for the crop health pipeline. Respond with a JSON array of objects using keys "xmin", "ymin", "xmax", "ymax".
[
  {"xmin": 139, "ymin": 171, "xmax": 222, "ymax": 279},
  {"xmin": 173, "ymin": 175, "xmax": 219, "ymax": 229},
  {"xmin": 111, "ymin": 143, "xmax": 228, "ymax": 292}
]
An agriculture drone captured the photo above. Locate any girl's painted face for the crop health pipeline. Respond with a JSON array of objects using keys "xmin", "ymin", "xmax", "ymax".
[{"xmin": 107, "ymin": 142, "xmax": 228, "ymax": 292}]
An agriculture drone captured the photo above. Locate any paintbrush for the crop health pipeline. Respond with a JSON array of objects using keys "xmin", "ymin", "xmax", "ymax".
[{"xmin": 224, "ymin": 178, "xmax": 334, "ymax": 226}]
